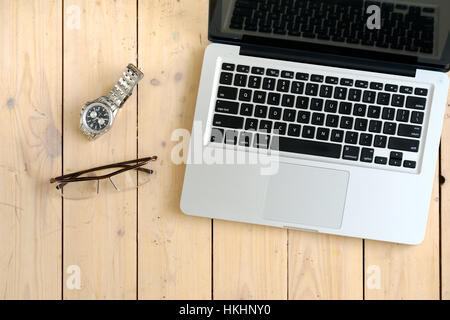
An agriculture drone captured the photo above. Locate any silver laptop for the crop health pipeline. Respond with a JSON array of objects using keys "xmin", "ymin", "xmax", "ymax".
[{"xmin": 181, "ymin": 0, "xmax": 450, "ymax": 244}]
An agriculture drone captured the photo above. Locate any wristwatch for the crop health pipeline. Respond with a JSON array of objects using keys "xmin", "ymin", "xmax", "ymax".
[{"xmin": 80, "ymin": 64, "xmax": 144, "ymax": 140}]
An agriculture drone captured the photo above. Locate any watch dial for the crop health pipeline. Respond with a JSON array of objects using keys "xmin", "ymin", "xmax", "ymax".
[{"xmin": 85, "ymin": 104, "xmax": 111, "ymax": 131}]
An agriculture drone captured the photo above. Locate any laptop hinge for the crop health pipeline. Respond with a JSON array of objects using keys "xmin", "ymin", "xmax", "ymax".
[{"xmin": 240, "ymin": 44, "xmax": 417, "ymax": 78}]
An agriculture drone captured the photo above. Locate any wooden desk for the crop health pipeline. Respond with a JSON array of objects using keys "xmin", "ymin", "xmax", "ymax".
[{"xmin": 0, "ymin": 0, "xmax": 449, "ymax": 300}]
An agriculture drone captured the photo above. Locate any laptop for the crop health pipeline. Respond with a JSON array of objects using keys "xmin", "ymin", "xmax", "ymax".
[{"xmin": 180, "ymin": 0, "xmax": 450, "ymax": 244}]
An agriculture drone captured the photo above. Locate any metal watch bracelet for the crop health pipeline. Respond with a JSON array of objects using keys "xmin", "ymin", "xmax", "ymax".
[{"xmin": 106, "ymin": 64, "xmax": 144, "ymax": 109}]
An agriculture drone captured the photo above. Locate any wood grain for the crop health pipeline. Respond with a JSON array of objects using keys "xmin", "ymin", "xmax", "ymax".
[
  {"xmin": 63, "ymin": 0, "xmax": 137, "ymax": 299},
  {"xmin": 441, "ymin": 73, "xmax": 450, "ymax": 300},
  {"xmin": 137, "ymin": 0, "xmax": 212, "ymax": 299},
  {"xmin": 0, "ymin": 0, "xmax": 62, "ymax": 299},
  {"xmin": 364, "ymin": 166, "xmax": 440, "ymax": 299},
  {"xmin": 288, "ymin": 232, "xmax": 362, "ymax": 299}
]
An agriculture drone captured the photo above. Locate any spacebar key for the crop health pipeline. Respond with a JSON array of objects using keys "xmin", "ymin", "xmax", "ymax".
[{"xmin": 271, "ymin": 137, "xmax": 342, "ymax": 159}]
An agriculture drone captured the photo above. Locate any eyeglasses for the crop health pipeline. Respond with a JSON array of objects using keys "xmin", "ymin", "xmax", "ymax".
[{"xmin": 50, "ymin": 156, "xmax": 157, "ymax": 200}]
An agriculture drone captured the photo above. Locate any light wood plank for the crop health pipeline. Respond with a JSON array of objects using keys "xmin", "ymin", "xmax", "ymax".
[
  {"xmin": 137, "ymin": 0, "xmax": 212, "ymax": 299},
  {"xmin": 441, "ymin": 72, "xmax": 450, "ymax": 300},
  {"xmin": 288, "ymin": 233, "xmax": 362, "ymax": 299},
  {"xmin": 364, "ymin": 166, "xmax": 440, "ymax": 299},
  {"xmin": 214, "ymin": 222, "xmax": 287, "ymax": 299},
  {"xmin": 0, "ymin": 0, "xmax": 62, "ymax": 299},
  {"xmin": 63, "ymin": 0, "xmax": 137, "ymax": 299}
]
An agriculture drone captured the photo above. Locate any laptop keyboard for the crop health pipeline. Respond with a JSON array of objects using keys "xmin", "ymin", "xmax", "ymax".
[{"xmin": 210, "ymin": 61, "xmax": 430, "ymax": 171}]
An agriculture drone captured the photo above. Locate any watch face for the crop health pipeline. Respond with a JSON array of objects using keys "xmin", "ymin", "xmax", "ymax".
[{"xmin": 84, "ymin": 104, "xmax": 111, "ymax": 132}]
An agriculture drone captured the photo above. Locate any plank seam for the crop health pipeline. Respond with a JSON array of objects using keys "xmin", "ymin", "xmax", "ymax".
[
  {"xmin": 61, "ymin": 0, "xmax": 65, "ymax": 301},
  {"xmin": 136, "ymin": 0, "xmax": 139, "ymax": 301},
  {"xmin": 439, "ymin": 145, "xmax": 442, "ymax": 300}
]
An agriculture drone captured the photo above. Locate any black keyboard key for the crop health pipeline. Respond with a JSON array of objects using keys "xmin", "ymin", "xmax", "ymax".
[
  {"xmin": 262, "ymin": 78, "xmax": 276, "ymax": 90},
  {"xmin": 216, "ymin": 100, "xmax": 239, "ymax": 114},
  {"xmin": 302, "ymin": 126, "xmax": 315, "ymax": 138},
  {"xmin": 326, "ymin": 114, "xmax": 339, "ymax": 128},
  {"xmin": 305, "ymin": 83, "xmax": 319, "ymax": 96},
  {"xmin": 325, "ymin": 76, "xmax": 338, "ymax": 84},
  {"xmin": 359, "ymin": 133, "xmax": 373, "ymax": 146},
  {"xmin": 316, "ymin": 127, "xmax": 330, "ymax": 141},
  {"xmin": 240, "ymin": 103, "xmax": 253, "ymax": 116},
  {"xmin": 282, "ymin": 94, "xmax": 295, "ymax": 107},
  {"xmin": 271, "ymin": 137, "xmax": 342, "ymax": 159},
  {"xmin": 310, "ymin": 98, "xmax": 324, "ymax": 111},
  {"xmin": 391, "ymin": 94, "xmax": 405, "ymax": 107},
  {"xmin": 218, "ymin": 86, "xmax": 238, "ymax": 100},
  {"xmin": 296, "ymin": 72, "xmax": 309, "ymax": 81},
  {"xmin": 248, "ymin": 76, "xmax": 262, "ymax": 89},
  {"xmin": 398, "ymin": 124, "xmax": 422, "ymax": 138},
  {"xmin": 311, "ymin": 112, "xmax": 325, "ymax": 125},
  {"xmin": 245, "ymin": 118, "xmax": 258, "ymax": 131},
  {"xmin": 383, "ymin": 122, "xmax": 397, "ymax": 135},
  {"xmin": 400, "ymin": 86, "xmax": 413, "ymax": 94},
  {"xmin": 360, "ymin": 148, "xmax": 374, "ymax": 163},
  {"xmin": 406, "ymin": 96, "xmax": 426, "ymax": 110},
  {"xmin": 396, "ymin": 109, "xmax": 410, "ymax": 122},
  {"xmin": 403, "ymin": 160, "xmax": 416, "ymax": 168},
  {"xmin": 251, "ymin": 67, "xmax": 264, "ymax": 75},
  {"xmin": 254, "ymin": 133, "xmax": 270, "ymax": 149},
  {"xmin": 210, "ymin": 128, "xmax": 224, "ymax": 143},
  {"xmin": 382, "ymin": 107, "xmax": 395, "ymax": 120},
  {"xmin": 385, "ymin": 84, "xmax": 398, "ymax": 92},
  {"xmin": 274, "ymin": 122, "xmax": 287, "ymax": 135},
  {"xmin": 291, "ymin": 81, "xmax": 304, "ymax": 94},
  {"xmin": 277, "ymin": 79, "xmax": 290, "ymax": 92},
  {"xmin": 267, "ymin": 92, "xmax": 281, "ymax": 105},
  {"xmin": 288, "ymin": 124, "xmax": 301, "ymax": 137},
  {"xmin": 370, "ymin": 82, "xmax": 383, "ymax": 90},
  {"xmin": 362, "ymin": 90, "xmax": 376, "ymax": 103},
  {"xmin": 283, "ymin": 109, "xmax": 297, "ymax": 122},
  {"xmin": 281, "ymin": 71, "xmax": 294, "ymax": 79},
  {"xmin": 355, "ymin": 80, "xmax": 369, "ymax": 88},
  {"xmin": 297, "ymin": 111, "xmax": 311, "ymax": 124},
  {"xmin": 296, "ymin": 96, "xmax": 309, "ymax": 109},
  {"xmin": 345, "ymin": 131, "xmax": 358, "ymax": 144},
  {"xmin": 368, "ymin": 105, "xmax": 381, "ymax": 118},
  {"xmin": 325, "ymin": 100, "xmax": 338, "ymax": 113},
  {"xmin": 331, "ymin": 129, "xmax": 344, "ymax": 142},
  {"xmin": 224, "ymin": 130, "xmax": 239, "ymax": 145},
  {"xmin": 234, "ymin": 74, "xmax": 247, "ymax": 87},
  {"xmin": 239, "ymin": 132, "xmax": 252, "ymax": 147},
  {"xmin": 213, "ymin": 114, "xmax": 244, "ymax": 129},
  {"xmin": 389, "ymin": 158, "xmax": 402, "ymax": 166},
  {"xmin": 377, "ymin": 92, "xmax": 391, "ymax": 105},
  {"xmin": 254, "ymin": 105, "xmax": 268, "ymax": 118},
  {"xmin": 353, "ymin": 104, "xmax": 366, "ymax": 116},
  {"xmin": 266, "ymin": 69, "xmax": 280, "ymax": 77},
  {"xmin": 375, "ymin": 156, "xmax": 387, "ymax": 165},
  {"xmin": 340, "ymin": 78, "xmax": 354, "ymax": 86},
  {"xmin": 374, "ymin": 135, "xmax": 387, "ymax": 148},
  {"xmin": 388, "ymin": 137, "xmax": 420, "ymax": 152},
  {"xmin": 339, "ymin": 102, "xmax": 352, "ymax": 115},
  {"xmin": 340, "ymin": 116, "xmax": 353, "ymax": 129},
  {"xmin": 268, "ymin": 107, "xmax": 282, "ymax": 120},
  {"xmin": 334, "ymin": 87, "xmax": 347, "ymax": 100},
  {"xmin": 222, "ymin": 63, "xmax": 235, "ymax": 71},
  {"xmin": 348, "ymin": 89, "xmax": 362, "ymax": 102},
  {"xmin": 342, "ymin": 146, "xmax": 360, "ymax": 161},
  {"xmin": 369, "ymin": 120, "xmax": 382, "ymax": 133},
  {"xmin": 220, "ymin": 72, "xmax": 233, "ymax": 85},
  {"xmin": 355, "ymin": 118, "xmax": 368, "ymax": 131},
  {"xmin": 253, "ymin": 91, "xmax": 266, "ymax": 103},
  {"xmin": 311, "ymin": 74, "xmax": 324, "ymax": 83},
  {"xmin": 239, "ymin": 89, "xmax": 252, "ymax": 102},
  {"xmin": 411, "ymin": 111, "xmax": 424, "ymax": 124},
  {"xmin": 237, "ymin": 65, "xmax": 250, "ymax": 73},
  {"xmin": 259, "ymin": 120, "xmax": 273, "ymax": 133},
  {"xmin": 414, "ymin": 88, "xmax": 428, "ymax": 96},
  {"xmin": 319, "ymin": 85, "xmax": 333, "ymax": 98}
]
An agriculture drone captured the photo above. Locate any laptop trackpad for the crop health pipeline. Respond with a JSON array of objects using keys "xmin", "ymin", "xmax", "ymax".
[{"xmin": 263, "ymin": 163, "xmax": 349, "ymax": 229}]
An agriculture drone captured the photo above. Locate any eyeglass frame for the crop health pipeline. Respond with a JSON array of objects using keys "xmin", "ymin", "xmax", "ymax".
[{"xmin": 50, "ymin": 156, "xmax": 157, "ymax": 191}]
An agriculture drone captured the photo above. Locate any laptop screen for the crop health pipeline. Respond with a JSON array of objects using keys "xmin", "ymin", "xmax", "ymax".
[{"xmin": 209, "ymin": 0, "xmax": 450, "ymax": 71}]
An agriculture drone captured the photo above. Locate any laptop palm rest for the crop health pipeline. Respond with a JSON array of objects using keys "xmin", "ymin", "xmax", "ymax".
[{"xmin": 263, "ymin": 163, "xmax": 349, "ymax": 229}]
